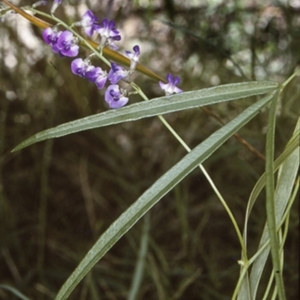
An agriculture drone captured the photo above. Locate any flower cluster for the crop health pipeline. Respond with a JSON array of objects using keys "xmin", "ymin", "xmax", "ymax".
[
  {"xmin": 70, "ymin": 58, "xmax": 132, "ymax": 108},
  {"xmin": 42, "ymin": 1, "xmax": 182, "ymax": 108}
]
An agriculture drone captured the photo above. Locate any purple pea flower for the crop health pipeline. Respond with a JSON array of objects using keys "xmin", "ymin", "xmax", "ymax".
[
  {"xmin": 73, "ymin": 10, "xmax": 99, "ymax": 36},
  {"xmin": 105, "ymin": 85, "xmax": 129, "ymax": 109},
  {"xmin": 71, "ymin": 58, "xmax": 90, "ymax": 77},
  {"xmin": 51, "ymin": 0, "xmax": 62, "ymax": 14},
  {"xmin": 96, "ymin": 19, "xmax": 121, "ymax": 49},
  {"xmin": 87, "ymin": 67, "xmax": 108, "ymax": 89},
  {"xmin": 159, "ymin": 73, "xmax": 183, "ymax": 95},
  {"xmin": 42, "ymin": 27, "xmax": 61, "ymax": 53},
  {"xmin": 108, "ymin": 63, "xmax": 129, "ymax": 84},
  {"xmin": 56, "ymin": 30, "xmax": 79, "ymax": 57},
  {"xmin": 125, "ymin": 45, "xmax": 140, "ymax": 70},
  {"xmin": 71, "ymin": 58, "xmax": 107, "ymax": 89}
]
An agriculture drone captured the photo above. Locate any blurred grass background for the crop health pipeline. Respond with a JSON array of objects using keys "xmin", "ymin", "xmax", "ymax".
[{"xmin": 0, "ymin": 0, "xmax": 299, "ymax": 299}]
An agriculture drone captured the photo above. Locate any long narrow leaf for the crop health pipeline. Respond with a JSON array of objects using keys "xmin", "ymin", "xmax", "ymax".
[
  {"xmin": 248, "ymin": 118, "xmax": 299, "ymax": 299},
  {"xmin": 265, "ymin": 91, "xmax": 286, "ymax": 300},
  {"xmin": 13, "ymin": 81, "xmax": 278, "ymax": 152},
  {"xmin": 237, "ymin": 118, "xmax": 300, "ymax": 300},
  {"xmin": 54, "ymin": 92, "xmax": 275, "ymax": 300},
  {"xmin": 245, "ymin": 118, "xmax": 299, "ymax": 224}
]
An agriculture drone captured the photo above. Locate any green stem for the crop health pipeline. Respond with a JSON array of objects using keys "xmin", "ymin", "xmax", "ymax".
[{"xmin": 280, "ymin": 68, "xmax": 300, "ymax": 91}]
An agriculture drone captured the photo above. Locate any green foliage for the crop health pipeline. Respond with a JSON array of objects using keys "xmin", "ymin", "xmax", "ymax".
[
  {"xmin": 1, "ymin": 1, "xmax": 299, "ymax": 300},
  {"xmin": 54, "ymin": 90, "xmax": 276, "ymax": 300}
]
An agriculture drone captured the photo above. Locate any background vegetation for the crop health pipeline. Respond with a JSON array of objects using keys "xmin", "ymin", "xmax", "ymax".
[{"xmin": 0, "ymin": 0, "xmax": 299, "ymax": 299}]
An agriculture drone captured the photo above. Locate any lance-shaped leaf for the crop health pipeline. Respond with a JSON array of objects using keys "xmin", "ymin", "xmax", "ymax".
[{"xmin": 12, "ymin": 81, "xmax": 278, "ymax": 152}]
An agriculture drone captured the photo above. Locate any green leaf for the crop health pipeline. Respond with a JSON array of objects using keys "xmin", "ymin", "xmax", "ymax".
[
  {"xmin": 13, "ymin": 81, "xmax": 278, "ymax": 152},
  {"xmin": 54, "ymin": 92, "xmax": 275, "ymax": 300},
  {"xmin": 245, "ymin": 119, "xmax": 299, "ymax": 222},
  {"xmin": 248, "ymin": 117, "xmax": 299, "ymax": 299},
  {"xmin": 236, "ymin": 118, "xmax": 300, "ymax": 300},
  {"xmin": 264, "ymin": 91, "xmax": 287, "ymax": 300}
]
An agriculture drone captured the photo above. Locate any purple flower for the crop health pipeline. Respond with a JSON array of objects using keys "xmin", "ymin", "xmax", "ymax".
[
  {"xmin": 74, "ymin": 10, "xmax": 99, "ymax": 36},
  {"xmin": 108, "ymin": 63, "xmax": 129, "ymax": 84},
  {"xmin": 43, "ymin": 28, "xmax": 79, "ymax": 57},
  {"xmin": 51, "ymin": 0, "xmax": 62, "ymax": 14},
  {"xmin": 105, "ymin": 85, "xmax": 129, "ymax": 109},
  {"xmin": 71, "ymin": 58, "xmax": 90, "ymax": 77},
  {"xmin": 42, "ymin": 27, "xmax": 61, "ymax": 52},
  {"xmin": 87, "ymin": 67, "xmax": 108, "ymax": 89},
  {"xmin": 71, "ymin": 58, "xmax": 107, "ymax": 89},
  {"xmin": 125, "ymin": 45, "xmax": 140, "ymax": 70},
  {"xmin": 159, "ymin": 73, "xmax": 183, "ymax": 95},
  {"xmin": 56, "ymin": 30, "xmax": 79, "ymax": 57},
  {"xmin": 96, "ymin": 19, "xmax": 121, "ymax": 49}
]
